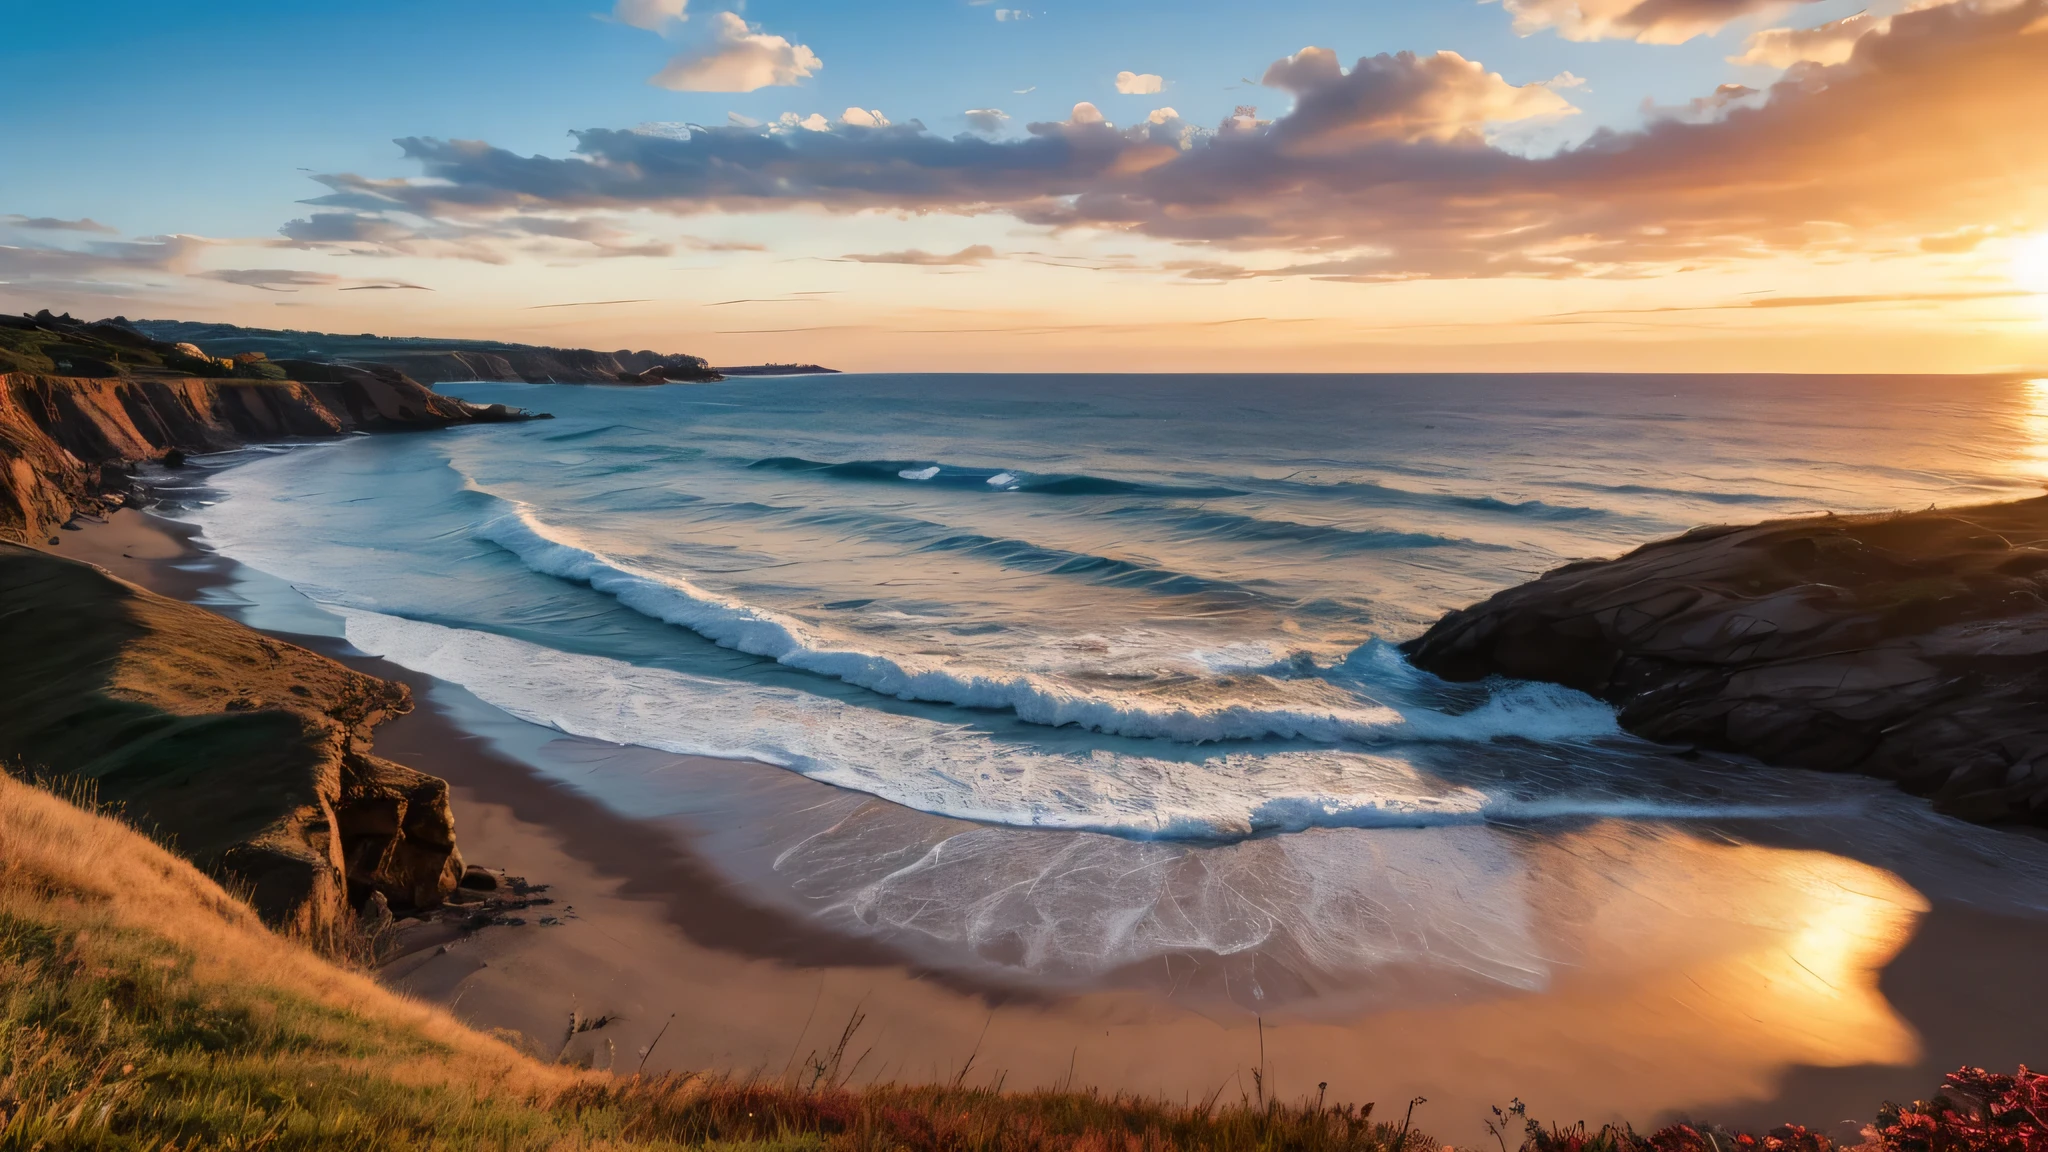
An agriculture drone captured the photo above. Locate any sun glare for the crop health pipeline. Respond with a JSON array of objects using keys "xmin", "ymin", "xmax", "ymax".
[{"xmin": 2014, "ymin": 233, "xmax": 2048, "ymax": 295}]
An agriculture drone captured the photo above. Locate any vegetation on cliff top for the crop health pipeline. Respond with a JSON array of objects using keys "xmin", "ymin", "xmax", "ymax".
[
  {"xmin": 0, "ymin": 311, "xmax": 286, "ymax": 381},
  {"xmin": 4, "ymin": 766, "xmax": 2045, "ymax": 1150}
]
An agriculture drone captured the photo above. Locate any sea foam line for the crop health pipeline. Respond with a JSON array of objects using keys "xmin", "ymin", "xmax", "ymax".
[
  {"xmin": 473, "ymin": 499, "xmax": 1623, "ymax": 745},
  {"xmin": 333, "ymin": 608, "xmax": 1858, "ymax": 838}
]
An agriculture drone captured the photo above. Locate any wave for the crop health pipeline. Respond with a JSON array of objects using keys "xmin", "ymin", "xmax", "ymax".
[
  {"xmin": 747, "ymin": 455, "xmax": 1249, "ymax": 498},
  {"xmin": 472, "ymin": 496, "xmax": 1621, "ymax": 745},
  {"xmin": 1255, "ymin": 476, "xmax": 1611, "ymax": 521},
  {"xmin": 1548, "ymin": 479, "xmax": 1794, "ymax": 506},
  {"xmin": 334, "ymin": 607, "xmax": 1863, "ymax": 839},
  {"xmin": 1107, "ymin": 505, "xmax": 1510, "ymax": 554}
]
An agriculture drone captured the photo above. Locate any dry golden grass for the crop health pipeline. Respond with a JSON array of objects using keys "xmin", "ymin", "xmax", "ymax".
[{"xmin": 1, "ymin": 769, "xmax": 1431, "ymax": 1150}]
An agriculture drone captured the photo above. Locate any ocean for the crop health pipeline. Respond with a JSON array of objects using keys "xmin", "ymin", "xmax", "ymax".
[{"xmin": 161, "ymin": 372, "xmax": 2048, "ymax": 1001}]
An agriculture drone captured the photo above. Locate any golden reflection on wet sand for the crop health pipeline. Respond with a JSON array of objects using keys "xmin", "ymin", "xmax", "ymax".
[{"xmin": 407, "ymin": 791, "xmax": 1933, "ymax": 1144}]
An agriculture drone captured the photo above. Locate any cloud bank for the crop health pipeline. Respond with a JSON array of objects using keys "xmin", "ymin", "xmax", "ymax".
[{"xmin": 293, "ymin": 0, "xmax": 2048, "ymax": 280}]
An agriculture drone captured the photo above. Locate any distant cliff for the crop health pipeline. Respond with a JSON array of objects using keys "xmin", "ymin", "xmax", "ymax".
[
  {"xmin": 0, "ymin": 311, "xmax": 538, "ymax": 543},
  {"xmin": 122, "ymin": 317, "xmax": 723, "ymax": 385}
]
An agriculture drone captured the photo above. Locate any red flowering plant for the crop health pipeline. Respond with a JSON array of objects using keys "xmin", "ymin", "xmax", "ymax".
[
  {"xmin": 1875, "ymin": 1067, "xmax": 2048, "ymax": 1152},
  {"xmin": 1493, "ymin": 1067, "xmax": 2045, "ymax": 1152}
]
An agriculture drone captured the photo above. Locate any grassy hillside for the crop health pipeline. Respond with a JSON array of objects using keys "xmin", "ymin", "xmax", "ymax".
[
  {"xmin": 0, "ymin": 311, "xmax": 283, "ymax": 380},
  {"xmin": 0, "ymin": 769, "xmax": 1437, "ymax": 1150}
]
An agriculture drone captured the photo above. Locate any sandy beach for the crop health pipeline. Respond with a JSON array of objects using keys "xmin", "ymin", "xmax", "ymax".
[{"xmin": 38, "ymin": 504, "xmax": 2048, "ymax": 1145}]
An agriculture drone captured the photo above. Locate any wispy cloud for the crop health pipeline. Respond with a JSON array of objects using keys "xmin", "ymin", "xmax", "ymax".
[
  {"xmin": 1494, "ymin": 0, "xmax": 1822, "ymax": 44},
  {"xmin": 611, "ymin": 0, "xmax": 687, "ymax": 31},
  {"xmin": 196, "ymin": 268, "xmax": 344, "ymax": 292},
  {"xmin": 2, "ymin": 215, "xmax": 118, "ymax": 235},
  {"xmin": 839, "ymin": 245, "xmax": 999, "ymax": 266}
]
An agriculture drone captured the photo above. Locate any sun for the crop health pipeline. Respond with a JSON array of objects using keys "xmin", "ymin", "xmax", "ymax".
[{"xmin": 2013, "ymin": 232, "xmax": 2048, "ymax": 295}]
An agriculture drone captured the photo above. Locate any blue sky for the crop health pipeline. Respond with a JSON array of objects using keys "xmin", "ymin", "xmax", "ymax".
[{"xmin": 2, "ymin": 0, "xmax": 2042, "ymax": 373}]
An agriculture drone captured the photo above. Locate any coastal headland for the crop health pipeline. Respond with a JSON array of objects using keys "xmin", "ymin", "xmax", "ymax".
[
  {"xmin": 0, "ymin": 310, "xmax": 543, "ymax": 544},
  {"xmin": 1405, "ymin": 497, "xmax": 2048, "ymax": 826}
]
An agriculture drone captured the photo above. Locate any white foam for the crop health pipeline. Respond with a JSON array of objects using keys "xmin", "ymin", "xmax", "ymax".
[
  {"xmin": 475, "ymin": 500, "xmax": 1625, "ymax": 745},
  {"xmin": 333, "ymin": 606, "xmax": 1498, "ymax": 837},
  {"xmin": 323, "ymin": 608, "xmax": 1852, "ymax": 837},
  {"xmin": 898, "ymin": 465, "xmax": 940, "ymax": 480}
]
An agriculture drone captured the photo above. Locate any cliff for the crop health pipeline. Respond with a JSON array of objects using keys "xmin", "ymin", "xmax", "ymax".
[
  {"xmin": 1402, "ymin": 497, "xmax": 2048, "ymax": 826},
  {"xmin": 0, "ymin": 545, "xmax": 464, "ymax": 935},
  {"xmin": 121, "ymin": 317, "xmax": 723, "ymax": 385},
  {"xmin": 0, "ymin": 311, "xmax": 538, "ymax": 543}
]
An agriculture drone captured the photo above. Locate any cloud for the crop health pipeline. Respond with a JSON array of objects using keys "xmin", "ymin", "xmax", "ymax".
[
  {"xmin": 1733, "ymin": 10, "xmax": 1887, "ymax": 65},
  {"xmin": 613, "ymin": 0, "xmax": 687, "ymax": 31},
  {"xmin": 279, "ymin": 208, "xmax": 678, "ymax": 263},
  {"xmin": 840, "ymin": 107, "xmax": 890, "ymax": 127},
  {"xmin": 964, "ymin": 108, "xmax": 1010, "ymax": 133},
  {"xmin": 840, "ymin": 245, "xmax": 999, "ymax": 266},
  {"xmin": 1064, "ymin": 101, "xmax": 1107, "ymax": 126},
  {"xmin": 197, "ymin": 268, "xmax": 345, "ymax": 291},
  {"xmin": 1494, "ymin": 0, "xmax": 1821, "ymax": 43},
  {"xmin": 1260, "ymin": 46, "xmax": 1576, "ymax": 146},
  {"xmin": 1642, "ymin": 81, "xmax": 1763, "ymax": 123},
  {"xmin": 650, "ymin": 12, "xmax": 820, "ymax": 92},
  {"xmin": 297, "ymin": 1, "xmax": 2048, "ymax": 279},
  {"xmin": 1115, "ymin": 71, "xmax": 1164, "ymax": 95},
  {"xmin": 1147, "ymin": 107, "xmax": 1181, "ymax": 124},
  {"xmin": 2, "ymin": 215, "xmax": 118, "ymax": 235},
  {"xmin": 0, "ymin": 235, "xmax": 210, "ymax": 287},
  {"xmin": 1918, "ymin": 225, "xmax": 2000, "ymax": 253},
  {"xmin": 995, "ymin": 8, "xmax": 1029, "ymax": 20}
]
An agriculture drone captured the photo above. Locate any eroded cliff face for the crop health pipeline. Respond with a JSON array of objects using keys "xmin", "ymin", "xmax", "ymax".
[
  {"xmin": 0, "ymin": 365, "xmax": 530, "ymax": 543},
  {"xmin": 0, "ymin": 545, "xmax": 462, "ymax": 935},
  {"xmin": 1403, "ymin": 498, "xmax": 2048, "ymax": 825}
]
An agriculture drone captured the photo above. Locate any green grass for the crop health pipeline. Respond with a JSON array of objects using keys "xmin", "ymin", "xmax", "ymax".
[{"xmin": 0, "ymin": 313, "xmax": 285, "ymax": 380}]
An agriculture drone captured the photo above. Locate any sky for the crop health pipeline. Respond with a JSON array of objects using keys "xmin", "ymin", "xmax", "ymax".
[{"xmin": 3, "ymin": 0, "xmax": 2046, "ymax": 372}]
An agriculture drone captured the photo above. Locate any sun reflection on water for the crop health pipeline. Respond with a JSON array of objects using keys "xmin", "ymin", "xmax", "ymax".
[{"xmin": 2022, "ymin": 379, "xmax": 2048, "ymax": 482}]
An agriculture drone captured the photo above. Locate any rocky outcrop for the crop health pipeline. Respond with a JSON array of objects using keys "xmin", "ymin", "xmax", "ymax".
[
  {"xmin": 0, "ymin": 545, "xmax": 462, "ymax": 934},
  {"xmin": 1403, "ymin": 498, "xmax": 2048, "ymax": 826},
  {"xmin": 0, "ymin": 317, "xmax": 540, "ymax": 544}
]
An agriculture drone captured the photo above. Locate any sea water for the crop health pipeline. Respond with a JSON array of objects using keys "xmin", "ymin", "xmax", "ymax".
[{"xmin": 164, "ymin": 372, "xmax": 2048, "ymax": 994}]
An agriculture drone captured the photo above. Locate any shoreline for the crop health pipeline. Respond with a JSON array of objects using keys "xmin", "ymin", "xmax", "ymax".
[{"xmin": 36, "ymin": 505, "xmax": 2048, "ymax": 1144}]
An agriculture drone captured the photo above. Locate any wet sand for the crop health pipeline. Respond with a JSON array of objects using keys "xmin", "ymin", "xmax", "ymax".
[{"xmin": 36, "ymin": 506, "xmax": 2048, "ymax": 1144}]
